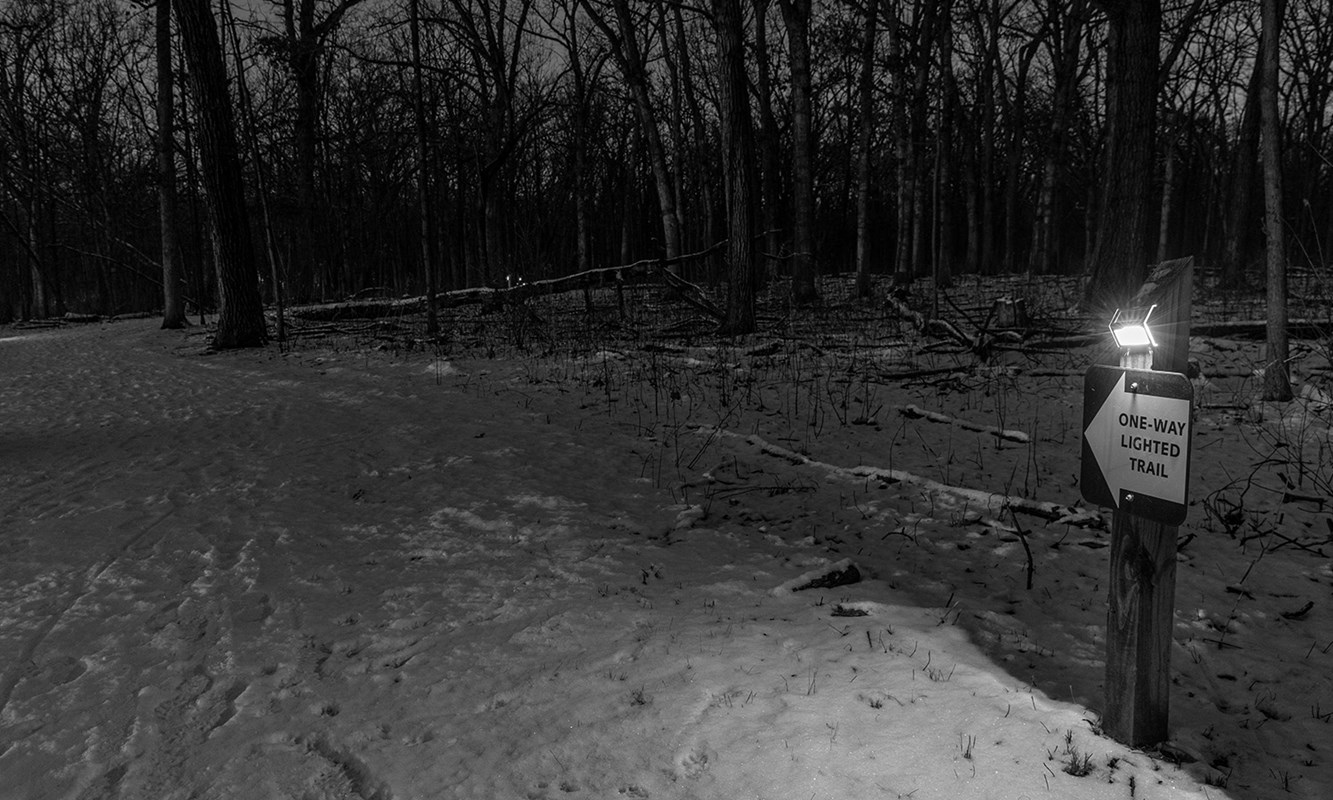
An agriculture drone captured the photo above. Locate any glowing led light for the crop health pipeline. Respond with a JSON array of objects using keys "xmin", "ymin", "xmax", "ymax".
[{"xmin": 1109, "ymin": 305, "xmax": 1157, "ymax": 350}]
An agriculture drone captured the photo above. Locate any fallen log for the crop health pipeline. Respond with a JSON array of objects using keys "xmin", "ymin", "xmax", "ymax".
[
  {"xmin": 288, "ymin": 241, "xmax": 729, "ymax": 323},
  {"xmin": 698, "ymin": 426, "xmax": 1105, "ymax": 529}
]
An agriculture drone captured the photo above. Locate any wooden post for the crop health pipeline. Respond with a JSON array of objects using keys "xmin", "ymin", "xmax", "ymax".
[{"xmin": 1103, "ymin": 257, "xmax": 1192, "ymax": 747}]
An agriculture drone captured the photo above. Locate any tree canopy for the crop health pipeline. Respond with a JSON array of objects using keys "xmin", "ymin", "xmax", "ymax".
[{"xmin": 2, "ymin": 0, "xmax": 1329, "ymax": 325}]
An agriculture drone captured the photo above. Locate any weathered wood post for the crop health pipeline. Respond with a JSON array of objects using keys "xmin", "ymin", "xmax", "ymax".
[
  {"xmin": 1086, "ymin": 257, "xmax": 1194, "ymax": 747},
  {"xmin": 1138, "ymin": 257, "xmax": 1194, "ymax": 376}
]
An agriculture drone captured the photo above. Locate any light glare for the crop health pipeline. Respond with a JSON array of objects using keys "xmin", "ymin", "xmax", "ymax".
[
  {"xmin": 1108, "ymin": 305, "xmax": 1158, "ymax": 351},
  {"xmin": 1111, "ymin": 324, "xmax": 1154, "ymax": 349}
]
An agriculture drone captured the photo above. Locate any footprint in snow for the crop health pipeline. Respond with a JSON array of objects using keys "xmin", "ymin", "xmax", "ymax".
[{"xmin": 673, "ymin": 741, "xmax": 716, "ymax": 780}]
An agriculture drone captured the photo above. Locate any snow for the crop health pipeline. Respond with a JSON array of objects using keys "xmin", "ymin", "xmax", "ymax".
[{"xmin": 0, "ymin": 316, "xmax": 1328, "ymax": 800}]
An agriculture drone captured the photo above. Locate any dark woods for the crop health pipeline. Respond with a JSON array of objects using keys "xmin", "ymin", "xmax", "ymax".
[{"xmin": 1, "ymin": 0, "xmax": 1330, "ymax": 339}]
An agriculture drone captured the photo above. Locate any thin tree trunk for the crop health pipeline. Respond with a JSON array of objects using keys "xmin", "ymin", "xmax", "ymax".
[
  {"xmin": 1003, "ymin": 42, "xmax": 1037, "ymax": 274},
  {"xmin": 1260, "ymin": 0, "xmax": 1290, "ymax": 401},
  {"xmin": 963, "ymin": 124, "xmax": 980, "ymax": 275},
  {"xmin": 582, "ymin": 0, "xmax": 682, "ymax": 266},
  {"xmin": 778, "ymin": 0, "xmax": 818, "ymax": 304},
  {"xmin": 673, "ymin": 4, "xmax": 712, "ymax": 271},
  {"xmin": 903, "ymin": 0, "xmax": 941, "ymax": 281},
  {"xmin": 480, "ymin": 128, "xmax": 506, "ymax": 285},
  {"xmin": 1031, "ymin": 0, "xmax": 1090, "ymax": 275},
  {"xmin": 976, "ymin": 0, "xmax": 1001, "ymax": 274},
  {"xmin": 566, "ymin": 2, "xmax": 593, "ymax": 277},
  {"xmin": 157, "ymin": 0, "xmax": 187, "ymax": 328},
  {"xmin": 753, "ymin": 0, "xmax": 781, "ymax": 290},
  {"xmin": 935, "ymin": 0, "xmax": 956, "ymax": 289},
  {"xmin": 1221, "ymin": 57, "xmax": 1262, "ymax": 288},
  {"xmin": 410, "ymin": 0, "xmax": 439, "ymax": 336},
  {"xmin": 176, "ymin": 53, "xmax": 209, "ymax": 322},
  {"xmin": 660, "ymin": 5, "xmax": 685, "ymax": 249},
  {"xmin": 620, "ymin": 128, "xmax": 636, "ymax": 265},
  {"xmin": 888, "ymin": 10, "xmax": 912, "ymax": 282},
  {"xmin": 28, "ymin": 198, "xmax": 47, "ymax": 318},
  {"xmin": 285, "ymin": 0, "xmax": 320, "ymax": 299},
  {"xmin": 854, "ymin": 0, "xmax": 879, "ymax": 298},
  {"xmin": 278, "ymin": 0, "xmax": 363, "ymax": 299},
  {"xmin": 1156, "ymin": 138, "xmax": 1174, "ymax": 263},
  {"xmin": 713, "ymin": 0, "xmax": 756, "ymax": 334}
]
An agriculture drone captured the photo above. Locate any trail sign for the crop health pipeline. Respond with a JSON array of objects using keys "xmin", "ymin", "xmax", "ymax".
[{"xmin": 1081, "ymin": 365, "xmax": 1193, "ymax": 525}]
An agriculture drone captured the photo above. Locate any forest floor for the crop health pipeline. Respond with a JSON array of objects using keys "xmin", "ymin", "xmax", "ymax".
[{"xmin": 1, "ymin": 272, "xmax": 1330, "ymax": 800}]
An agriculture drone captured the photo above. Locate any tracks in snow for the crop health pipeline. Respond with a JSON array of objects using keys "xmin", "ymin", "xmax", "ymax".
[{"xmin": 0, "ymin": 505, "xmax": 177, "ymax": 723}]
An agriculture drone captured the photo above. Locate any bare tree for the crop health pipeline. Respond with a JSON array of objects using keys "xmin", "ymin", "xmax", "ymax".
[
  {"xmin": 1260, "ymin": 0, "xmax": 1290, "ymax": 400},
  {"xmin": 934, "ymin": 0, "xmax": 957, "ymax": 289},
  {"xmin": 1282, "ymin": 0, "xmax": 1331, "ymax": 264},
  {"xmin": 752, "ymin": 0, "xmax": 783, "ymax": 287},
  {"xmin": 778, "ymin": 0, "xmax": 817, "ymax": 304},
  {"xmin": 580, "ymin": 0, "xmax": 682, "ymax": 268},
  {"xmin": 853, "ymin": 0, "xmax": 879, "ymax": 298},
  {"xmin": 4, "ymin": 0, "xmax": 1331, "ymax": 324},
  {"xmin": 173, "ymin": 0, "xmax": 266, "ymax": 348},
  {"xmin": 1217, "ymin": 15, "xmax": 1263, "ymax": 287},
  {"xmin": 0, "ymin": 1, "xmax": 51, "ymax": 320},
  {"xmin": 963, "ymin": 0, "xmax": 1012, "ymax": 275},
  {"xmin": 438, "ymin": 0, "xmax": 542, "ymax": 284},
  {"xmin": 544, "ymin": 0, "xmax": 605, "ymax": 276},
  {"xmin": 156, "ymin": 0, "xmax": 187, "ymax": 328},
  {"xmin": 1084, "ymin": 0, "xmax": 1161, "ymax": 308},
  {"xmin": 408, "ymin": 0, "xmax": 439, "ymax": 335},
  {"xmin": 1000, "ymin": 37, "xmax": 1040, "ymax": 274},
  {"xmin": 892, "ymin": 0, "xmax": 943, "ymax": 283},
  {"xmin": 713, "ymin": 0, "xmax": 756, "ymax": 333},
  {"xmin": 1029, "ymin": 0, "xmax": 1092, "ymax": 275},
  {"xmin": 268, "ymin": 0, "xmax": 367, "ymax": 296}
]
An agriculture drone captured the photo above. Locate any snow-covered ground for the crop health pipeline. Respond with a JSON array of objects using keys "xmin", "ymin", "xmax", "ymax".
[{"xmin": 1, "ymin": 316, "xmax": 1328, "ymax": 800}]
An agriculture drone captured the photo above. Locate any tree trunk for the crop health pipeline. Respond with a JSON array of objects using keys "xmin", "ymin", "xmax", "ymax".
[
  {"xmin": 1003, "ymin": 42, "xmax": 1037, "ymax": 274},
  {"xmin": 899, "ymin": 0, "xmax": 941, "ymax": 282},
  {"xmin": 672, "ymin": 4, "xmax": 713, "ymax": 272},
  {"xmin": 753, "ymin": 0, "xmax": 782, "ymax": 289},
  {"xmin": 1084, "ymin": 0, "xmax": 1160, "ymax": 309},
  {"xmin": 176, "ymin": 58, "xmax": 211, "ymax": 322},
  {"xmin": 778, "ymin": 0, "xmax": 818, "ymax": 305},
  {"xmin": 566, "ymin": 3, "xmax": 593, "ymax": 277},
  {"xmin": 854, "ymin": 0, "xmax": 879, "ymax": 298},
  {"xmin": 888, "ymin": 9, "xmax": 912, "ymax": 283},
  {"xmin": 713, "ymin": 0, "xmax": 756, "ymax": 334},
  {"xmin": 660, "ymin": 5, "xmax": 686, "ymax": 251},
  {"xmin": 482, "ymin": 166, "xmax": 504, "ymax": 284},
  {"xmin": 1031, "ymin": 0, "xmax": 1090, "ymax": 275},
  {"xmin": 173, "ymin": 0, "xmax": 266, "ymax": 348},
  {"xmin": 409, "ymin": 0, "xmax": 439, "ymax": 336},
  {"xmin": 222, "ymin": 0, "xmax": 285, "ymax": 343},
  {"xmin": 1220, "ymin": 55, "xmax": 1263, "ymax": 288},
  {"xmin": 1259, "ymin": 0, "xmax": 1290, "ymax": 401},
  {"xmin": 975, "ymin": 0, "xmax": 1002, "ymax": 274},
  {"xmin": 28, "ymin": 199, "xmax": 47, "ymax": 318},
  {"xmin": 1156, "ymin": 138, "xmax": 1174, "ymax": 263},
  {"xmin": 277, "ymin": 0, "xmax": 364, "ymax": 299},
  {"xmin": 284, "ymin": 0, "xmax": 321, "ymax": 299},
  {"xmin": 157, "ymin": 0, "xmax": 187, "ymax": 328},
  {"xmin": 963, "ymin": 124, "xmax": 980, "ymax": 275},
  {"xmin": 935, "ymin": 0, "xmax": 956, "ymax": 289},
  {"xmin": 583, "ymin": 0, "xmax": 682, "ymax": 267}
]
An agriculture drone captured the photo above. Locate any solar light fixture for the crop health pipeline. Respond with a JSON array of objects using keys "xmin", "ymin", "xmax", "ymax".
[{"xmin": 1109, "ymin": 304, "xmax": 1158, "ymax": 350}]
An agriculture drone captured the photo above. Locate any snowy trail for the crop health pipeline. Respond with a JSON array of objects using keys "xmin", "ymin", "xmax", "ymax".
[
  {"xmin": 0, "ymin": 321, "xmax": 1237, "ymax": 800},
  {"xmin": 1, "ymin": 322, "xmax": 671, "ymax": 799}
]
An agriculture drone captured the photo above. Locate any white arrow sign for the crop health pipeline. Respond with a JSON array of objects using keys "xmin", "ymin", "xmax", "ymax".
[{"xmin": 1082, "ymin": 366, "xmax": 1193, "ymax": 524}]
